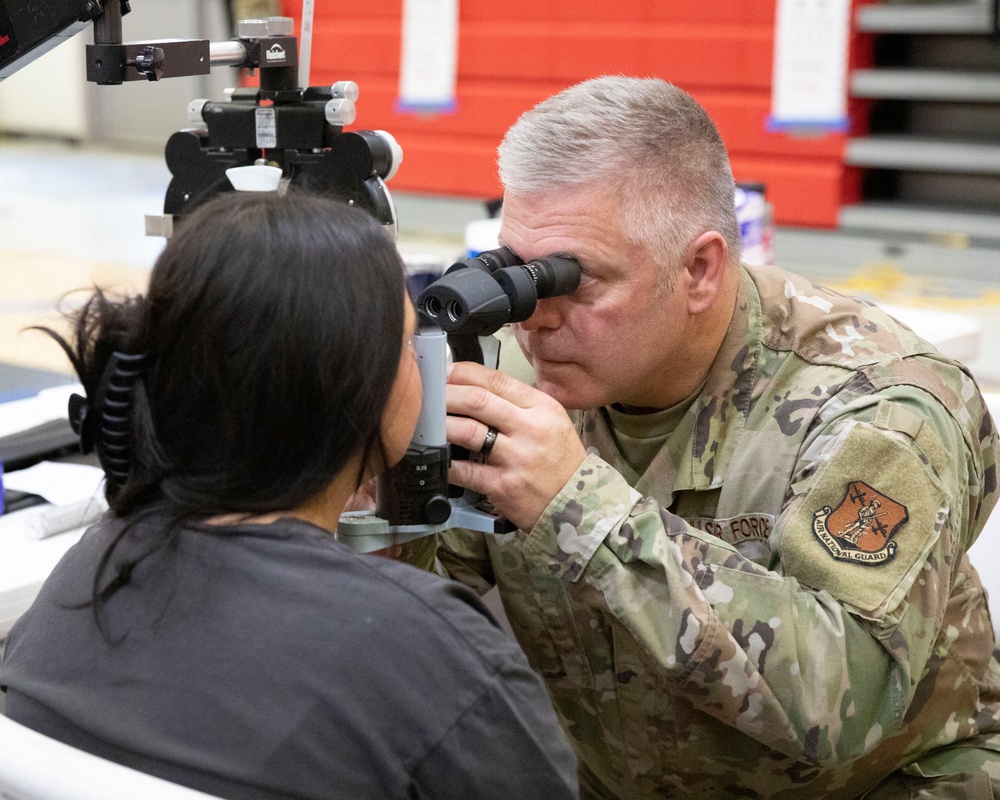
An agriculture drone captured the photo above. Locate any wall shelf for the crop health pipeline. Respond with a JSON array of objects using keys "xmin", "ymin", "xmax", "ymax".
[
  {"xmin": 845, "ymin": 1, "xmax": 1000, "ymax": 245},
  {"xmin": 839, "ymin": 201, "xmax": 1000, "ymax": 242},
  {"xmin": 851, "ymin": 68, "xmax": 1000, "ymax": 102},
  {"xmin": 846, "ymin": 135, "xmax": 1000, "ymax": 174},
  {"xmin": 856, "ymin": 1, "xmax": 995, "ymax": 34}
]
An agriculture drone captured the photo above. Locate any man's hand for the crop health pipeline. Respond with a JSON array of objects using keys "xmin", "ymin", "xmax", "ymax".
[{"xmin": 446, "ymin": 361, "xmax": 587, "ymax": 532}]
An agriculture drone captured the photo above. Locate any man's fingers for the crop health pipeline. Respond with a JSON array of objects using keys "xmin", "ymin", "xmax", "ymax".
[
  {"xmin": 448, "ymin": 360, "xmax": 537, "ymax": 409},
  {"xmin": 443, "ymin": 360, "xmax": 587, "ymax": 531},
  {"xmin": 447, "ymin": 457, "xmax": 500, "ymax": 498},
  {"xmin": 446, "ymin": 383, "xmax": 517, "ymax": 436},
  {"xmin": 446, "ymin": 414, "xmax": 502, "ymax": 456}
]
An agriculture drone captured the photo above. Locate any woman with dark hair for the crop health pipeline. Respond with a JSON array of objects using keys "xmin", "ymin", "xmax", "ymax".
[{"xmin": 0, "ymin": 191, "xmax": 578, "ymax": 800}]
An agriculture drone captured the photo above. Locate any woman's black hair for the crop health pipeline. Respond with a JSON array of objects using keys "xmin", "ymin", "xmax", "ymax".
[{"xmin": 40, "ymin": 191, "xmax": 409, "ymax": 623}]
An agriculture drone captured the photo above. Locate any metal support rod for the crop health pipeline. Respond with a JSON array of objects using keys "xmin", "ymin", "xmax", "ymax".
[
  {"xmin": 209, "ymin": 40, "xmax": 248, "ymax": 67},
  {"xmin": 93, "ymin": 0, "xmax": 124, "ymax": 44}
]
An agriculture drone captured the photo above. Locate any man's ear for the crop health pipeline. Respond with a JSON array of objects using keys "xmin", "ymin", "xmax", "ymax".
[{"xmin": 682, "ymin": 231, "xmax": 730, "ymax": 314}]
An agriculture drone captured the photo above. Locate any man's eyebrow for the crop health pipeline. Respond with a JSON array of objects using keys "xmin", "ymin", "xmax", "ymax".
[{"xmin": 497, "ymin": 241, "xmax": 522, "ymax": 263}]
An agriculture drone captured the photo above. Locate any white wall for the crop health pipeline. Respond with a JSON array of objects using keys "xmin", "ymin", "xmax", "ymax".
[
  {"xmin": 0, "ymin": 33, "xmax": 88, "ymax": 139},
  {"xmin": 84, "ymin": 0, "xmax": 233, "ymax": 151},
  {"xmin": 0, "ymin": 0, "xmax": 232, "ymax": 148}
]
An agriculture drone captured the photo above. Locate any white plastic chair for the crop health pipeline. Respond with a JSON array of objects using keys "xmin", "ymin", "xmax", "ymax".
[{"xmin": 0, "ymin": 713, "xmax": 222, "ymax": 800}]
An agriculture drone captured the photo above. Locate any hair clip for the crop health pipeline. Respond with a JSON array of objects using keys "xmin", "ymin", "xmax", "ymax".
[
  {"xmin": 68, "ymin": 392, "xmax": 96, "ymax": 454},
  {"xmin": 82, "ymin": 351, "xmax": 149, "ymax": 490}
]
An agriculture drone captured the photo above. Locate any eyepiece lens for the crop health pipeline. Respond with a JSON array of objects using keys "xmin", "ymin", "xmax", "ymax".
[
  {"xmin": 529, "ymin": 256, "xmax": 581, "ymax": 298},
  {"xmin": 446, "ymin": 300, "xmax": 465, "ymax": 324},
  {"xmin": 422, "ymin": 296, "xmax": 442, "ymax": 318},
  {"xmin": 474, "ymin": 246, "xmax": 521, "ymax": 273}
]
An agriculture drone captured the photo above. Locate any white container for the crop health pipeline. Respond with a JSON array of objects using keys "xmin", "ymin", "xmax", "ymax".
[
  {"xmin": 403, "ymin": 253, "xmax": 445, "ymax": 300},
  {"xmin": 225, "ymin": 164, "xmax": 283, "ymax": 192},
  {"xmin": 735, "ymin": 187, "xmax": 767, "ymax": 266},
  {"xmin": 464, "ymin": 217, "xmax": 502, "ymax": 258}
]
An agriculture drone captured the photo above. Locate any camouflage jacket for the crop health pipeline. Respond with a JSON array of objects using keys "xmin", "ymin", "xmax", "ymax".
[{"xmin": 439, "ymin": 263, "xmax": 1000, "ymax": 798}]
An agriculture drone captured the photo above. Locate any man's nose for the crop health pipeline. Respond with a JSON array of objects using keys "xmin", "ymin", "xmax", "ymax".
[{"xmin": 518, "ymin": 296, "xmax": 565, "ymax": 331}]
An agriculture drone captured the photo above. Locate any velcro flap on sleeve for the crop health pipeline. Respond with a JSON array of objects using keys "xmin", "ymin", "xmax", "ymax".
[{"xmin": 779, "ymin": 420, "xmax": 948, "ymax": 618}]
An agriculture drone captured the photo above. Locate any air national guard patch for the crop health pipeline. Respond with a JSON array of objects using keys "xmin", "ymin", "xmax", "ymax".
[
  {"xmin": 812, "ymin": 481, "xmax": 909, "ymax": 565},
  {"xmin": 781, "ymin": 418, "xmax": 945, "ymax": 613}
]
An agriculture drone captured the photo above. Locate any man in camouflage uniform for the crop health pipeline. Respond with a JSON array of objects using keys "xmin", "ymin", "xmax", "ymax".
[{"xmin": 440, "ymin": 76, "xmax": 1000, "ymax": 798}]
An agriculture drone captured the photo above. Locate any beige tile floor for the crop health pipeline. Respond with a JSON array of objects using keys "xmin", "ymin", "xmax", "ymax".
[{"xmin": 0, "ymin": 141, "xmax": 166, "ymax": 373}]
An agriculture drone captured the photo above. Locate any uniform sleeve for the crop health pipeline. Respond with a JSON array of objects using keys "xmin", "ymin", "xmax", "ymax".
[
  {"xmin": 436, "ymin": 528, "xmax": 496, "ymax": 595},
  {"xmin": 520, "ymin": 385, "xmax": 998, "ymax": 768}
]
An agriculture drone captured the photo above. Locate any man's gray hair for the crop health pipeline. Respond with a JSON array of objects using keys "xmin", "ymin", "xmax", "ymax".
[{"xmin": 497, "ymin": 76, "xmax": 741, "ymax": 291}]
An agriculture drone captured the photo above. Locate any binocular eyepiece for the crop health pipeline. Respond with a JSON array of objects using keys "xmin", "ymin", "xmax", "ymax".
[{"xmin": 417, "ymin": 246, "xmax": 580, "ymax": 336}]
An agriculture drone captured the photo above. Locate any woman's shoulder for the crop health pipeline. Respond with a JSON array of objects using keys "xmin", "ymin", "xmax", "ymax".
[
  {"xmin": 340, "ymin": 541, "xmax": 512, "ymax": 654},
  {"xmin": 178, "ymin": 516, "xmax": 512, "ymax": 655},
  {"xmin": 56, "ymin": 512, "xmax": 519, "ymax": 675}
]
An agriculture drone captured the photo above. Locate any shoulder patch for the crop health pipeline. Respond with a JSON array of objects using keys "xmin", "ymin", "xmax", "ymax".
[
  {"xmin": 779, "ymin": 420, "xmax": 948, "ymax": 617},
  {"xmin": 812, "ymin": 482, "xmax": 909, "ymax": 565}
]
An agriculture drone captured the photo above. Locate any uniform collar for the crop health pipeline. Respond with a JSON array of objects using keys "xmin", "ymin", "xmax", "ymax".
[{"xmin": 637, "ymin": 265, "xmax": 761, "ymax": 496}]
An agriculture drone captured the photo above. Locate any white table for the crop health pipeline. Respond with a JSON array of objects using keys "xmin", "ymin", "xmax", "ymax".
[
  {"xmin": 874, "ymin": 307, "xmax": 999, "ymax": 634},
  {"xmin": 0, "ymin": 518, "xmax": 83, "ymax": 640},
  {"xmin": 879, "ymin": 303, "xmax": 981, "ymax": 363}
]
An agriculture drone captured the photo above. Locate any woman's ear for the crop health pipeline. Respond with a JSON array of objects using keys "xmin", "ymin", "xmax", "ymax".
[{"xmin": 682, "ymin": 231, "xmax": 730, "ymax": 314}]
